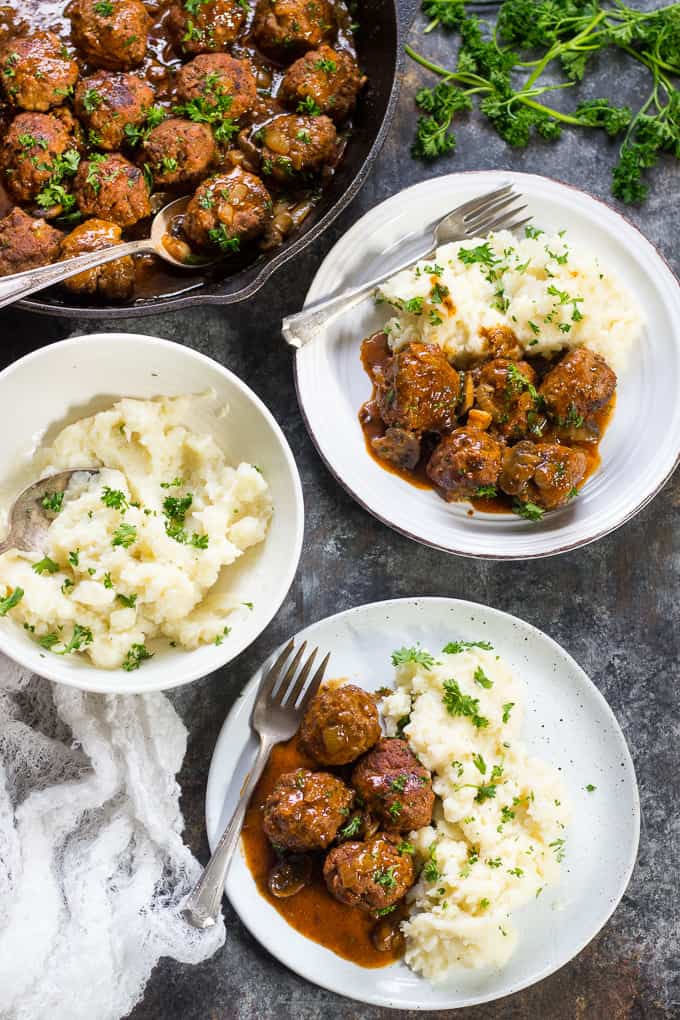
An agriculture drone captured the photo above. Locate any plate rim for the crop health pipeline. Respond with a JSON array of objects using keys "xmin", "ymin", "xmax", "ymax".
[
  {"xmin": 293, "ymin": 169, "xmax": 680, "ymax": 560},
  {"xmin": 205, "ymin": 595, "xmax": 641, "ymax": 1009}
]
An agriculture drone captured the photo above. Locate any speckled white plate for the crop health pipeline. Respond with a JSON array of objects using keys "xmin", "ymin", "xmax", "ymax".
[
  {"xmin": 206, "ymin": 597, "xmax": 639, "ymax": 1009},
  {"xmin": 294, "ymin": 171, "xmax": 680, "ymax": 559}
]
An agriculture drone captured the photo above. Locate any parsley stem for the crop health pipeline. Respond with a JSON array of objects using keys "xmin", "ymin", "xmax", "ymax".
[{"xmin": 523, "ymin": 10, "xmax": 607, "ymax": 91}]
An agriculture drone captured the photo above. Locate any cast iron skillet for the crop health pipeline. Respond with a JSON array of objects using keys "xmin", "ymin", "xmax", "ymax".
[{"xmin": 20, "ymin": 0, "xmax": 413, "ymax": 319}]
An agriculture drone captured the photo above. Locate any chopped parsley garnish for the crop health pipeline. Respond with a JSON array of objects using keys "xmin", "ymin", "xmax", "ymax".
[
  {"xmin": 506, "ymin": 362, "xmax": 539, "ymax": 401},
  {"xmin": 32, "ymin": 557, "xmax": 59, "ymax": 575},
  {"xmin": 430, "ymin": 281, "xmax": 449, "ymax": 304},
  {"xmin": 422, "ymin": 843, "xmax": 440, "ymax": 882},
  {"xmin": 388, "ymin": 800, "xmax": 403, "ymax": 820},
  {"xmin": 338, "ymin": 814, "xmax": 362, "ymax": 840},
  {"xmin": 472, "ymin": 752, "xmax": 486, "ymax": 775},
  {"xmin": 59, "ymin": 623, "xmax": 93, "ymax": 655},
  {"xmin": 0, "ymin": 587, "xmax": 23, "ymax": 615},
  {"xmin": 391, "ymin": 646, "xmax": 435, "ymax": 670},
  {"xmin": 549, "ymin": 837, "xmax": 566, "ymax": 862},
  {"xmin": 94, "ymin": 0, "xmax": 114, "ymax": 14},
  {"xmin": 101, "ymin": 487, "xmax": 128, "ymax": 511},
  {"xmin": 486, "ymin": 857, "xmax": 502, "ymax": 868},
  {"xmin": 68, "ymin": 550, "xmax": 80, "ymax": 568},
  {"xmin": 442, "ymin": 640, "xmax": 493, "ymax": 654},
  {"xmin": 207, "ymin": 225, "xmax": 241, "ymax": 254},
  {"xmin": 116, "ymin": 592, "xmax": 138, "ymax": 608},
  {"xmin": 391, "ymin": 774, "xmax": 408, "ymax": 792},
  {"xmin": 474, "ymin": 485, "xmax": 497, "ymax": 498},
  {"xmin": 501, "ymin": 805, "xmax": 515, "ymax": 823},
  {"xmin": 82, "ymin": 87, "xmax": 102, "ymax": 113},
  {"xmin": 473, "ymin": 666, "xmax": 493, "ymax": 689},
  {"xmin": 508, "ymin": 867, "xmax": 524, "ymax": 878},
  {"xmin": 214, "ymin": 625, "xmax": 231, "ymax": 646},
  {"xmin": 586, "ymin": 783, "xmax": 597, "ymax": 792},
  {"xmin": 512, "ymin": 500, "xmax": 544, "ymax": 521},
  {"xmin": 38, "ymin": 633, "xmax": 59, "ymax": 650},
  {"xmin": 458, "ymin": 242, "xmax": 499, "ymax": 268},
  {"xmin": 442, "ymin": 679, "xmax": 489, "ymax": 729},
  {"xmin": 296, "ymin": 95, "xmax": 321, "ymax": 115},
  {"xmin": 112, "ymin": 522, "xmax": 137, "ymax": 548},
  {"xmin": 103, "ymin": 572, "xmax": 113, "ymax": 589},
  {"xmin": 374, "ymin": 905, "xmax": 396, "ymax": 917},
  {"xmin": 160, "ymin": 478, "xmax": 184, "ymax": 488},
  {"xmin": 475, "ymin": 782, "xmax": 498, "ymax": 803},
  {"xmin": 502, "ymin": 702, "xmax": 515, "ymax": 723},
  {"xmin": 315, "ymin": 57, "xmax": 337, "ymax": 74},
  {"xmin": 41, "ymin": 492, "xmax": 64, "ymax": 513},
  {"xmin": 122, "ymin": 643, "xmax": 154, "ymax": 671},
  {"xmin": 404, "ymin": 296, "xmax": 424, "ymax": 314},
  {"xmin": 397, "ymin": 841, "xmax": 415, "ymax": 855},
  {"xmin": 373, "ymin": 866, "xmax": 397, "ymax": 890},
  {"xmin": 61, "ymin": 578, "xmax": 75, "ymax": 595}
]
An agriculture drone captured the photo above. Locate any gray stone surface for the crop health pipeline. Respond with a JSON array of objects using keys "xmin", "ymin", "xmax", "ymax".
[{"xmin": 2, "ymin": 1, "xmax": 678, "ymax": 1016}]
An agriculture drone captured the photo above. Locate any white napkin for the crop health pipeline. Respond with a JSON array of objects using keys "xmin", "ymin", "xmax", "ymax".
[{"xmin": 0, "ymin": 655, "xmax": 225, "ymax": 1020}]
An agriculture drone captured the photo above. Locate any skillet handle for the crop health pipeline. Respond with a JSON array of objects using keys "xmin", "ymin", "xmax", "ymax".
[{"xmin": 0, "ymin": 239, "xmax": 152, "ymax": 310}]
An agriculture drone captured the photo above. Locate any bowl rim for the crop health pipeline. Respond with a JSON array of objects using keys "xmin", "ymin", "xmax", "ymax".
[
  {"xmin": 0, "ymin": 332, "xmax": 305, "ymax": 693},
  {"xmin": 294, "ymin": 168, "xmax": 680, "ymax": 560}
]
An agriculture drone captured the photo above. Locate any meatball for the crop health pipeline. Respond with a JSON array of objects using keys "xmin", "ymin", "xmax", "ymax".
[
  {"xmin": 60, "ymin": 218, "xmax": 134, "ymax": 300},
  {"xmin": 74, "ymin": 71, "xmax": 155, "ymax": 151},
  {"xmin": 167, "ymin": 0, "xmax": 246, "ymax": 56},
  {"xmin": 498, "ymin": 440, "xmax": 588, "ymax": 510},
  {"xmin": 74, "ymin": 153, "xmax": 150, "ymax": 228},
  {"xmin": 352, "ymin": 738, "xmax": 434, "ymax": 832},
  {"xmin": 279, "ymin": 45, "xmax": 363, "ymax": 122},
  {"xmin": 371, "ymin": 427, "xmax": 421, "ymax": 471},
  {"xmin": 252, "ymin": 0, "xmax": 334, "ymax": 60},
  {"xmin": 475, "ymin": 358, "xmax": 546, "ymax": 441},
  {"xmin": 426, "ymin": 427, "xmax": 503, "ymax": 501},
  {"xmin": 260, "ymin": 113, "xmax": 337, "ymax": 182},
  {"xmin": 141, "ymin": 119, "xmax": 216, "ymax": 188},
  {"xmin": 176, "ymin": 53, "xmax": 257, "ymax": 122},
  {"xmin": 482, "ymin": 324, "xmax": 524, "ymax": 361},
  {"xmin": 299, "ymin": 684, "xmax": 381, "ymax": 766},
  {"xmin": 0, "ymin": 207, "xmax": 62, "ymax": 275},
  {"xmin": 0, "ymin": 32, "xmax": 79, "ymax": 112},
  {"xmin": 68, "ymin": 0, "xmax": 150, "ymax": 70},
  {"xmin": 262, "ymin": 768, "xmax": 353, "ymax": 852},
  {"xmin": 373, "ymin": 342, "xmax": 461, "ymax": 437},
  {"xmin": 183, "ymin": 167, "xmax": 272, "ymax": 251},
  {"xmin": 539, "ymin": 347, "xmax": 616, "ymax": 441},
  {"xmin": 323, "ymin": 833, "xmax": 415, "ymax": 913},
  {"xmin": 0, "ymin": 112, "xmax": 75, "ymax": 204}
]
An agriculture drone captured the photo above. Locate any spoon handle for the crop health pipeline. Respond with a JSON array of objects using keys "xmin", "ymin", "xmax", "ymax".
[{"xmin": 0, "ymin": 239, "xmax": 153, "ymax": 309}]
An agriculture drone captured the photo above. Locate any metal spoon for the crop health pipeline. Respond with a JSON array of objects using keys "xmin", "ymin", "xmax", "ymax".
[
  {"xmin": 0, "ymin": 196, "xmax": 212, "ymax": 310},
  {"xmin": 0, "ymin": 469, "xmax": 100, "ymax": 555}
]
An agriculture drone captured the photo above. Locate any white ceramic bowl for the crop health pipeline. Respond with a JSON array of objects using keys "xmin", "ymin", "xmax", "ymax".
[
  {"xmin": 295, "ymin": 171, "xmax": 680, "ymax": 559},
  {"xmin": 0, "ymin": 333, "xmax": 304, "ymax": 693},
  {"xmin": 206, "ymin": 597, "xmax": 639, "ymax": 1009}
]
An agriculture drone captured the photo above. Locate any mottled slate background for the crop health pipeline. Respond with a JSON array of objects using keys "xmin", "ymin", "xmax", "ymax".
[{"xmin": 3, "ymin": 0, "xmax": 678, "ymax": 1016}]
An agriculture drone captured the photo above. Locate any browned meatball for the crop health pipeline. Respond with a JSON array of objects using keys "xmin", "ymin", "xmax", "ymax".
[
  {"xmin": 260, "ymin": 113, "xmax": 337, "ymax": 182},
  {"xmin": 176, "ymin": 53, "xmax": 257, "ymax": 122},
  {"xmin": 299, "ymin": 684, "xmax": 381, "ymax": 766},
  {"xmin": 74, "ymin": 153, "xmax": 150, "ymax": 227},
  {"xmin": 0, "ymin": 207, "xmax": 62, "ymax": 275},
  {"xmin": 167, "ymin": 0, "xmax": 246, "ymax": 56},
  {"xmin": 262, "ymin": 768, "xmax": 353, "ymax": 852},
  {"xmin": 539, "ymin": 347, "xmax": 616, "ymax": 441},
  {"xmin": 252, "ymin": 0, "xmax": 334, "ymax": 60},
  {"xmin": 352, "ymin": 738, "xmax": 434, "ymax": 832},
  {"xmin": 475, "ymin": 358, "xmax": 546, "ymax": 441},
  {"xmin": 68, "ymin": 0, "xmax": 150, "ymax": 70},
  {"xmin": 74, "ymin": 71, "xmax": 155, "ymax": 151},
  {"xmin": 482, "ymin": 324, "xmax": 524, "ymax": 361},
  {"xmin": 279, "ymin": 45, "xmax": 362, "ymax": 122},
  {"xmin": 498, "ymin": 440, "xmax": 587, "ymax": 510},
  {"xmin": 0, "ymin": 33, "xmax": 79, "ymax": 112},
  {"xmin": 371, "ymin": 427, "xmax": 422, "ymax": 471},
  {"xmin": 0, "ymin": 112, "xmax": 75, "ymax": 204},
  {"xmin": 141, "ymin": 119, "xmax": 216, "ymax": 188},
  {"xmin": 183, "ymin": 167, "xmax": 272, "ymax": 251},
  {"xmin": 60, "ymin": 218, "xmax": 134, "ymax": 299},
  {"xmin": 324, "ymin": 833, "xmax": 415, "ymax": 913},
  {"xmin": 426, "ymin": 427, "xmax": 503, "ymax": 501},
  {"xmin": 373, "ymin": 342, "xmax": 461, "ymax": 437}
]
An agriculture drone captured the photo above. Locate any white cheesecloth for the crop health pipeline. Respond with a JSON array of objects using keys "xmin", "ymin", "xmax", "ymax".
[{"xmin": 0, "ymin": 654, "xmax": 225, "ymax": 1020}]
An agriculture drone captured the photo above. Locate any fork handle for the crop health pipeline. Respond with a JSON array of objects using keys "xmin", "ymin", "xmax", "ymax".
[
  {"xmin": 281, "ymin": 243, "xmax": 435, "ymax": 349},
  {"xmin": 182, "ymin": 733, "xmax": 275, "ymax": 929}
]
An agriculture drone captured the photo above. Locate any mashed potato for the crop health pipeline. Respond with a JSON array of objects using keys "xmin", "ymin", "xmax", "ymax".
[
  {"xmin": 381, "ymin": 642, "xmax": 569, "ymax": 980},
  {"xmin": 0, "ymin": 395, "xmax": 272, "ymax": 669},
  {"xmin": 377, "ymin": 228, "xmax": 642, "ymax": 373}
]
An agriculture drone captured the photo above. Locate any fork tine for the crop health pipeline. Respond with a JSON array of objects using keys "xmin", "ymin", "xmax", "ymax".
[
  {"xmin": 464, "ymin": 192, "xmax": 523, "ymax": 227},
  {"xmin": 501, "ymin": 216, "xmax": 533, "ymax": 235},
  {"xmin": 283, "ymin": 646, "xmax": 318, "ymax": 707},
  {"xmin": 448, "ymin": 184, "xmax": 514, "ymax": 220},
  {"xmin": 270, "ymin": 640, "xmax": 307, "ymax": 705},
  {"xmin": 298, "ymin": 652, "xmax": 331, "ymax": 713},
  {"xmin": 257, "ymin": 638, "xmax": 295, "ymax": 704},
  {"xmin": 469, "ymin": 203, "xmax": 528, "ymax": 236}
]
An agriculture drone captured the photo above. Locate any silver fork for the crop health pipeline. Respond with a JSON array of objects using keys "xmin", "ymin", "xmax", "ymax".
[
  {"xmin": 281, "ymin": 183, "xmax": 530, "ymax": 349},
  {"xmin": 182, "ymin": 639, "xmax": 330, "ymax": 929}
]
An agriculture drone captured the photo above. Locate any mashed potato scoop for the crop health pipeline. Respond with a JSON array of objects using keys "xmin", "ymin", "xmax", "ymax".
[{"xmin": 0, "ymin": 468, "xmax": 100, "ymax": 555}]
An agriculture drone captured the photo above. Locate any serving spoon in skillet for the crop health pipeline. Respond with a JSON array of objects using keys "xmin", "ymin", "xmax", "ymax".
[
  {"xmin": 0, "ymin": 196, "xmax": 213, "ymax": 310},
  {"xmin": 281, "ymin": 183, "xmax": 530, "ymax": 348}
]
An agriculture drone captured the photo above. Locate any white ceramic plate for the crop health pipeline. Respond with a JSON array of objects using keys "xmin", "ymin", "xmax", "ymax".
[
  {"xmin": 0, "ymin": 333, "xmax": 304, "ymax": 693},
  {"xmin": 206, "ymin": 597, "xmax": 639, "ymax": 1009},
  {"xmin": 294, "ymin": 171, "xmax": 680, "ymax": 559}
]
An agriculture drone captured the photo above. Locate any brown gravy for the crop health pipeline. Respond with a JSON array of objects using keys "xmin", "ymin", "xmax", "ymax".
[
  {"xmin": 359, "ymin": 331, "xmax": 615, "ymax": 514},
  {"xmin": 241, "ymin": 733, "xmax": 402, "ymax": 969}
]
